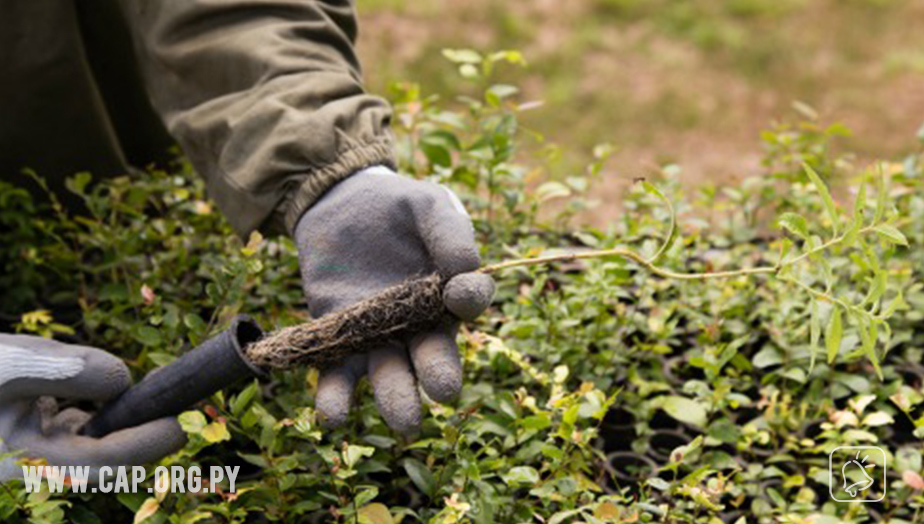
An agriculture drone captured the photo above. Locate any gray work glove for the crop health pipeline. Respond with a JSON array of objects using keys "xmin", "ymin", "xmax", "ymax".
[
  {"xmin": 295, "ymin": 166, "xmax": 495, "ymax": 434},
  {"xmin": 0, "ymin": 335, "xmax": 187, "ymax": 482}
]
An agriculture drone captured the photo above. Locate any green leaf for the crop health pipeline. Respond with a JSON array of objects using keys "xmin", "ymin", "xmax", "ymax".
[
  {"xmin": 147, "ymin": 352, "xmax": 176, "ymax": 367},
  {"xmin": 502, "ymin": 466, "xmax": 540, "ymax": 485},
  {"xmin": 658, "ymin": 396, "xmax": 708, "ymax": 428},
  {"xmin": 881, "ymin": 291, "xmax": 906, "ymax": 318},
  {"xmin": 520, "ymin": 413, "xmax": 552, "ymax": 431},
  {"xmin": 853, "ymin": 179, "xmax": 867, "ymax": 222},
  {"xmin": 231, "ymin": 380, "xmax": 260, "ymax": 416},
  {"xmin": 362, "ymin": 435, "xmax": 397, "ymax": 449},
  {"xmin": 420, "ymin": 141, "xmax": 451, "ymax": 168},
  {"xmin": 862, "ymin": 411, "xmax": 894, "ymax": 427},
  {"xmin": 401, "ymin": 458, "xmax": 434, "ymax": 496},
  {"xmin": 873, "ymin": 224, "xmax": 908, "ymax": 246},
  {"xmin": 792, "ymin": 100, "xmax": 819, "ymax": 120},
  {"xmin": 486, "ymin": 84, "xmax": 519, "ymax": 106},
  {"xmin": 783, "ymin": 367, "xmax": 807, "ymax": 383},
  {"xmin": 178, "ymin": 411, "xmax": 207, "ymax": 434},
  {"xmin": 826, "ymin": 308, "xmax": 843, "ymax": 364},
  {"xmin": 489, "ymin": 49, "xmax": 527, "ymax": 66},
  {"xmin": 753, "ymin": 346, "xmax": 783, "ymax": 368},
  {"xmin": 66, "ymin": 172, "xmax": 93, "ymax": 196},
  {"xmin": 205, "ymin": 282, "xmax": 222, "ymax": 303},
  {"xmin": 809, "ymin": 300, "xmax": 820, "ymax": 373},
  {"xmin": 843, "ymin": 181, "xmax": 866, "ymax": 247},
  {"xmin": 859, "ymin": 236, "xmax": 881, "ymax": 272},
  {"xmin": 803, "ymin": 163, "xmax": 838, "ymax": 236},
  {"xmin": 535, "ymin": 181, "xmax": 571, "ymax": 202},
  {"xmin": 549, "ymin": 510, "xmax": 583, "ymax": 524},
  {"xmin": 344, "ymin": 445, "xmax": 376, "ymax": 469},
  {"xmin": 201, "ymin": 421, "xmax": 231, "ymax": 443},
  {"xmin": 135, "ymin": 326, "xmax": 162, "ymax": 347},
  {"xmin": 874, "ymin": 166, "xmax": 887, "ymax": 224},
  {"xmin": 640, "ymin": 181, "xmax": 678, "ymax": 263},
  {"xmin": 777, "ymin": 238, "xmax": 793, "ymax": 265},
  {"xmin": 855, "ymin": 313, "xmax": 882, "ymax": 380},
  {"xmin": 353, "ymin": 486, "xmax": 379, "ymax": 508},
  {"xmin": 778, "ymin": 212, "xmax": 810, "ymax": 241},
  {"xmin": 707, "ymin": 418, "xmax": 742, "ymax": 444},
  {"xmin": 357, "ymin": 503, "xmax": 393, "ymax": 524},
  {"xmin": 458, "ymin": 63, "xmax": 479, "ymax": 79},
  {"xmin": 442, "ymin": 48, "xmax": 483, "ymax": 64},
  {"xmin": 183, "ymin": 313, "xmax": 207, "ymax": 334},
  {"xmin": 670, "ymin": 435, "xmax": 704, "ymax": 463},
  {"xmin": 133, "ymin": 498, "xmax": 159, "ymax": 524},
  {"xmin": 862, "ymin": 270, "xmax": 888, "ymax": 309}
]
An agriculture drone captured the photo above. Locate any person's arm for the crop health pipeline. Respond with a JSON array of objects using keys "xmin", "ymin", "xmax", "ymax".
[
  {"xmin": 120, "ymin": 0, "xmax": 495, "ymax": 435},
  {"xmin": 119, "ymin": 0, "xmax": 395, "ymax": 236}
]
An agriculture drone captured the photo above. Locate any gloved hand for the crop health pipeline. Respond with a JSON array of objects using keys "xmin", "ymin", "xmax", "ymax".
[
  {"xmin": 0, "ymin": 335, "xmax": 187, "ymax": 482},
  {"xmin": 295, "ymin": 166, "xmax": 495, "ymax": 434}
]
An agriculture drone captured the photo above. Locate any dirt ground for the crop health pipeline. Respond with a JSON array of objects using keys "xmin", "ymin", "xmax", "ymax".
[{"xmin": 355, "ymin": 0, "xmax": 924, "ymax": 220}]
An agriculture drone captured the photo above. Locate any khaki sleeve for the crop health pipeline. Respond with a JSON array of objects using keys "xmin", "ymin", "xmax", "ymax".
[{"xmin": 119, "ymin": 0, "xmax": 396, "ymax": 236}]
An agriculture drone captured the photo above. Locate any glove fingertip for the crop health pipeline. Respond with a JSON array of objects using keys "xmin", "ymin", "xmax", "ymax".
[
  {"xmin": 84, "ymin": 350, "xmax": 133, "ymax": 401},
  {"xmin": 443, "ymin": 272, "xmax": 495, "ymax": 322},
  {"xmin": 150, "ymin": 417, "xmax": 188, "ymax": 457},
  {"xmin": 409, "ymin": 330, "xmax": 462, "ymax": 404},
  {"xmin": 418, "ymin": 360, "xmax": 461, "ymax": 404},
  {"xmin": 374, "ymin": 392, "xmax": 421, "ymax": 436},
  {"xmin": 315, "ymin": 367, "xmax": 358, "ymax": 430},
  {"xmin": 316, "ymin": 394, "xmax": 350, "ymax": 429},
  {"xmin": 106, "ymin": 416, "xmax": 187, "ymax": 465},
  {"xmin": 368, "ymin": 345, "xmax": 422, "ymax": 435}
]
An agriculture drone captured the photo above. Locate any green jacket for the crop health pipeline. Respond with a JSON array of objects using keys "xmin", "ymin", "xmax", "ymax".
[{"xmin": 0, "ymin": 0, "xmax": 395, "ymax": 236}]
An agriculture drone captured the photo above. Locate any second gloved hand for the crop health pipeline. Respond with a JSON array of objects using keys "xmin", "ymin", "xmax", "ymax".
[
  {"xmin": 0, "ymin": 335, "xmax": 187, "ymax": 482},
  {"xmin": 295, "ymin": 166, "xmax": 494, "ymax": 434}
]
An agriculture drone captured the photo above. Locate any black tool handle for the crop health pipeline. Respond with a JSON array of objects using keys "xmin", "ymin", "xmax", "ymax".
[{"xmin": 81, "ymin": 315, "xmax": 266, "ymax": 438}]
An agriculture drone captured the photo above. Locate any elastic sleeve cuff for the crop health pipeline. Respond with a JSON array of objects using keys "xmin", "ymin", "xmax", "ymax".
[{"xmin": 269, "ymin": 138, "xmax": 397, "ymax": 235}]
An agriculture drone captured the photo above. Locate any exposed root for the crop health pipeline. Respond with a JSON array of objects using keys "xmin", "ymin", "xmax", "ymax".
[{"xmin": 244, "ymin": 274, "xmax": 445, "ymax": 370}]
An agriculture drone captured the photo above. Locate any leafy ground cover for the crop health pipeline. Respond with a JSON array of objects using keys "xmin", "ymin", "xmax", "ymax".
[{"xmin": 1, "ymin": 52, "xmax": 923, "ymax": 524}]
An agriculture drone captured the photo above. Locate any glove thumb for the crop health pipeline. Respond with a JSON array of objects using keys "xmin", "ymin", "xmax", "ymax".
[{"xmin": 442, "ymin": 272, "xmax": 495, "ymax": 321}]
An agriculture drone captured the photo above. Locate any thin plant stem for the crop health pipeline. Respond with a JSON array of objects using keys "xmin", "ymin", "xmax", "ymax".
[
  {"xmin": 479, "ymin": 225, "xmax": 877, "ymax": 284},
  {"xmin": 479, "ymin": 247, "xmax": 777, "ymax": 280},
  {"xmin": 783, "ymin": 225, "xmax": 875, "ymax": 267},
  {"xmin": 778, "ymin": 276, "xmax": 856, "ymax": 314}
]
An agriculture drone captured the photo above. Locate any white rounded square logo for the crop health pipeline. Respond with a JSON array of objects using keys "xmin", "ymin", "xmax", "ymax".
[{"xmin": 829, "ymin": 446, "xmax": 887, "ymax": 502}]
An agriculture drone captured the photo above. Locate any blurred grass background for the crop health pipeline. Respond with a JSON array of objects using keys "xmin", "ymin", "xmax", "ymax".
[{"xmin": 355, "ymin": 0, "xmax": 924, "ymax": 212}]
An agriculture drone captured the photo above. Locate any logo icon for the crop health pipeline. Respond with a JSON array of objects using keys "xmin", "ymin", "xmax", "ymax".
[
  {"xmin": 829, "ymin": 446, "xmax": 886, "ymax": 502},
  {"xmin": 841, "ymin": 450, "xmax": 874, "ymax": 496}
]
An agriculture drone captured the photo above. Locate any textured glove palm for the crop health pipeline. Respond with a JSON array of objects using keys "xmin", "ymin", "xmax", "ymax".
[
  {"xmin": 295, "ymin": 166, "xmax": 494, "ymax": 434},
  {"xmin": 0, "ymin": 335, "xmax": 187, "ymax": 482}
]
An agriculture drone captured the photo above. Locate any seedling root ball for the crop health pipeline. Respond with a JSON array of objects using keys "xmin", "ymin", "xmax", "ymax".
[{"xmin": 244, "ymin": 274, "xmax": 445, "ymax": 369}]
